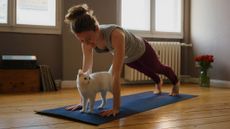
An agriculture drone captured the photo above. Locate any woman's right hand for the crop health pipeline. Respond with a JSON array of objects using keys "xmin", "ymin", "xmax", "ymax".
[{"xmin": 65, "ymin": 104, "xmax": 82, "ymax": 111}]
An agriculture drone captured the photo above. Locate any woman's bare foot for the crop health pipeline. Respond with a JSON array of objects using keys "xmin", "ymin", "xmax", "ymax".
[
  {"xmin": 154, "ymin": 79, "xmax": 163, "ymax": 94},
  {"xmin": 65, "ymin": 104, "xmax": 82, "ymax": 111},
  {"xmin": 169, "ymin": 81, "xmax": 180, "ymax": 96}
]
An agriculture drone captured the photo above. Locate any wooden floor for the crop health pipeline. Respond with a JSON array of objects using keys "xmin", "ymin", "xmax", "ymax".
[{"xmin": 1, "ymin": 83, "xmax": 230, "ymax": 129}]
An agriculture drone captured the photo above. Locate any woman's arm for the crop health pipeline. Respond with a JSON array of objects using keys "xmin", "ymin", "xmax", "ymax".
[
  {"xmin": 65, "ymin": 42, "xmax": 93, "ymax": 111},
  {"xmin": 81, "ymin": 43, "xmax": 93, "ymax": 73},
  {"xmin": 100, "ymin": 28, "xmax": 125, "ymax": 117}
]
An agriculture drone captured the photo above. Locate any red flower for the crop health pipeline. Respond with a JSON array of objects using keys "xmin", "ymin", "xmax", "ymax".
[
  {"xmin": 194, "ymin": 55, "xmax": 214, "ymax": 70},
  {"xmin": 195, "ymin": 55, "xmax": 214, "ymax": 63}
]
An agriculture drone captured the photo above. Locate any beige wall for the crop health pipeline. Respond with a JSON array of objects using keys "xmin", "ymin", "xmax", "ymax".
[
  {"xmin": 0, "ymin": 33, "xmax": 62, "ymax": 79},
  {"xmin": 2, "ymin": 0, "xmax": 230, "ymax": 82},
  {"xmin": 191, "ymin": 0, "xmax": 230, "ymax": 80}
]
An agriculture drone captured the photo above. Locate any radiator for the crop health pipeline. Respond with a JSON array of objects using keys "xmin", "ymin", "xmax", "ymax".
[{"xmin": 124, "ymin": 41, "xmax": 181, "ymax": 82}]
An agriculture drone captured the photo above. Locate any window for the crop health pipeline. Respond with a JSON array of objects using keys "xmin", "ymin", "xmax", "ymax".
[
  {"xmin": 0, "ymin": 0, "xmax": 7, "ymax": 24},
  {"xmin": 121, "ymin": 0, "xmax": 150, "ymax": 31},
  {"xmin": 0, "ymin": 0, "xmax": 61, "ymax": 34},
  {"xmin": 118, "ymin": 0, "xmax": 183, "ymax": 38}
]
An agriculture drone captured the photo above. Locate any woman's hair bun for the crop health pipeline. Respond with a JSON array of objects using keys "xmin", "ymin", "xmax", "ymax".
[
  {"xmin": 65, "ymin": 4, "xmax": 93, "ymax": 24},
  {"xmin": 72, "ymin": 4, "xmax": 88, "ymax": 17}
]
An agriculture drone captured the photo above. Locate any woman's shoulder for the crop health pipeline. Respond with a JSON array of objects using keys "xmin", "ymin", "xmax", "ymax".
[
  {"xmin": 100, "ymin": 24, "xmax": 123, "ymax": 30},
  {"xmin": 100, "ymin": 24, "xmax": 125, "ymax": 35}
]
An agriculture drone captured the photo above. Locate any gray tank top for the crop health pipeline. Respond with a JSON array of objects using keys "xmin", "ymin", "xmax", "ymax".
[{"xmin": 95, "ymin": 24, "xmax": 146, "ymax": 63}]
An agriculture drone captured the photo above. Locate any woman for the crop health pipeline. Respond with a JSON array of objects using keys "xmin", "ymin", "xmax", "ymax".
[{"xmin": 64, "ymin": 4, "xmax": 180, "ymax": 117}]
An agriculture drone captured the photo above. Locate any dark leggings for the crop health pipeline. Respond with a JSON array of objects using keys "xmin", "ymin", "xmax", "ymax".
[{"xmin": 126, "ymin": 41, "xmax": 178, "ymax": 85}]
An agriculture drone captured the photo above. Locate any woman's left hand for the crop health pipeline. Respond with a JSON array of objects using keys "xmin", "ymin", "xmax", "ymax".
[{"xmin": 99, "ymin": 109, "xmax": 119, "ymax": 117}]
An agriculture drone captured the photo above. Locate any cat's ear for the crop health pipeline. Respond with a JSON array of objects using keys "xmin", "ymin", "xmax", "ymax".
[
  {"xmin": 78, "ymin": 69, "xmax": 83, "ymax": 75},
  {"xmin": 85, "ymin": 70, "xmax": 91, "ymax": 76}
]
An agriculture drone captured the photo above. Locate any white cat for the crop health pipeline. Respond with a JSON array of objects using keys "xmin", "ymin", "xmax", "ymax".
[{"xmin": 76, "ymin": 69, "xmax": 112, "ymax": 113}]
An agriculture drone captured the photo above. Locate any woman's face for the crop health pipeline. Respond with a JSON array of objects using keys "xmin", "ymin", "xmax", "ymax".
[{"xmin": 75, "ymin": 29, "xmax": 99, "ymax": 48}]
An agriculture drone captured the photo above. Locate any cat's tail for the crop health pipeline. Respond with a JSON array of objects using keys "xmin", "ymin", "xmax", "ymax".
[{"xmin": 108, "ymin": 65, "xmax": 113, "ymax": 74}]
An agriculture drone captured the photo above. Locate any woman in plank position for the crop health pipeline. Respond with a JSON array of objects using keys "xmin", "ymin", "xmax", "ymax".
[{"xmin": 64, "ymin": 4, "xmax": 180, "ymax": 117}]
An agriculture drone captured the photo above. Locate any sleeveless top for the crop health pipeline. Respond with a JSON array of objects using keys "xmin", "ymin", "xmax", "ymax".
[{"xmin": 94, "ymin": 24, "xmax": 146, "ymax": 63}]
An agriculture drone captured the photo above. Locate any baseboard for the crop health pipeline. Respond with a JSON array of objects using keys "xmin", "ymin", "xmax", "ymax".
[
  {"xmin": 210, "ymin": 79, "xmax": 230, "ymax": 88},
  {"xmin": 180, "ymin": 75, "xmax": 230, "ymax": 88},
  {"xmin": 60, "ymin": 78, "xmax": 230, "ymax": 89},
  {"xmin": 61, "ymin": 80, "xmax": 76, "ymax": 88},
  {"xmin": 180, "ymin": 75, "xmax": 199, "ymax": 84}
]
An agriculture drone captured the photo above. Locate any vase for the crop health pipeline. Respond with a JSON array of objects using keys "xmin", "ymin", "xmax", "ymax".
[{"xmin": 199, "ymin": 69, "xmax": 210, "ymax": 87}]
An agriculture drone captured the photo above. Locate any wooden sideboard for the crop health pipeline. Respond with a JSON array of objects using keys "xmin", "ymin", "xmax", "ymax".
[{"xmin": 0, "ymin": 69, "xmax": 41, "ymax": 93}]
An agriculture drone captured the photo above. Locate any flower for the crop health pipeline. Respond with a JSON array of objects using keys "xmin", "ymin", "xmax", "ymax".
[{"xmin": 195, "ymin": 55, "xmax": 214, "ymax": 71}]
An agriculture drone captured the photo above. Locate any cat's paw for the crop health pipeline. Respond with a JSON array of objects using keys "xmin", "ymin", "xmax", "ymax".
[
  {"xmin": 87, "ymin": 110, "xmax": 94, "ymax": 113},
  {"xmin": 80, "ymin": 109, "xmax": 86, "ymax": 113},
  {"xmin": 97, "ymin": 106, "xmax": 104, "ymax": 110},
  {"xmin": 97, "ymin": 104, "xmax": 105, "ymax": 109}
]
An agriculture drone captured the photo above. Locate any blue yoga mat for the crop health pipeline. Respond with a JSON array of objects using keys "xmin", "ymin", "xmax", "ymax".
[{"xmin": 36, "ymin": 91, "xmax": 197, "ymax": 125}]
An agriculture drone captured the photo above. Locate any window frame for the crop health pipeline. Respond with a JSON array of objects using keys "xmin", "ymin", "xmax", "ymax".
[
  {"xmin": 0, "ymin": 0, "xmax": 62, "ymax": 34},
  {"xmin": 117, "ymin": 0, "xmax": 184, "ymax": 39}
]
